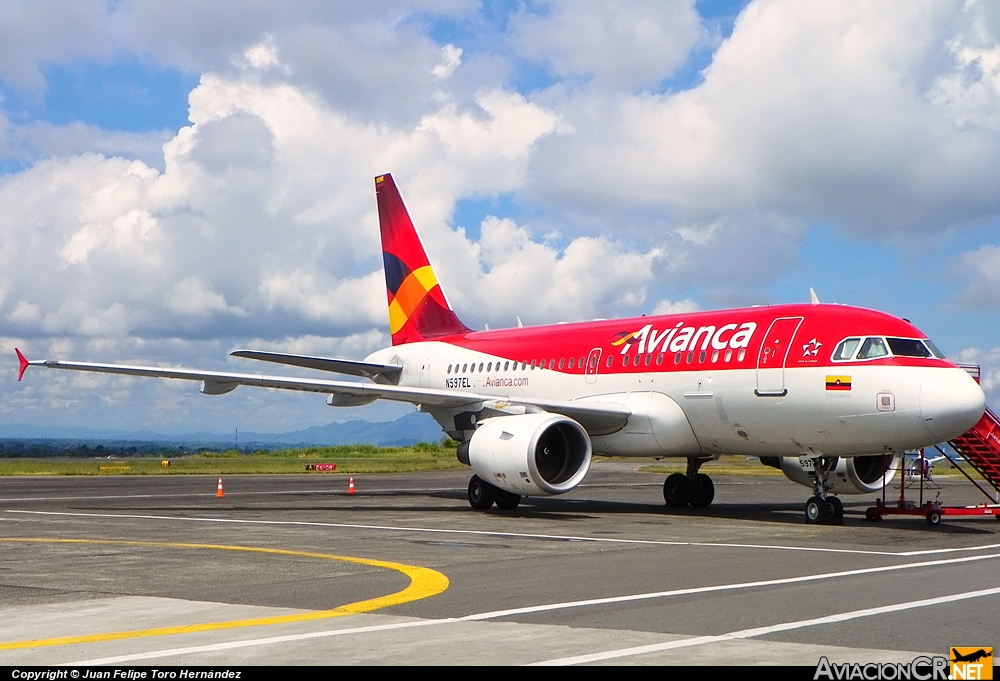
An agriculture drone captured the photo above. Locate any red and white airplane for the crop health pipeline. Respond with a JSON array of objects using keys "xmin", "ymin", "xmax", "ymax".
[{"xmin": 16, "ymin": 174, "xmax": 987, "ymax": 523}]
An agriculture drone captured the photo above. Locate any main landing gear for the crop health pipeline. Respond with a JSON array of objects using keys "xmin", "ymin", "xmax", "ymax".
[
  {"xmin": 804, "ymin": 457, "xmax": 844, "ymax": 525},
  {"xmin": 663, "ymin": 458, "xmax": 715, "ymax": 508},
  {"xmin": 468, "ymin": 475, "xmax": 521, "ymax": 511}
]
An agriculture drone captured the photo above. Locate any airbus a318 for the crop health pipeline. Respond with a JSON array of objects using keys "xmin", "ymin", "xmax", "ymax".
[{"xmin": 16, "ymin": 174, "xmax": 987, "ymax": 524}]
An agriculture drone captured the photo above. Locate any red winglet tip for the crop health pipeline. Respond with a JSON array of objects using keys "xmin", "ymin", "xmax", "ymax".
[{"xmin": 15, "ymin": 348, "xmax": 29, "ymax": 381}]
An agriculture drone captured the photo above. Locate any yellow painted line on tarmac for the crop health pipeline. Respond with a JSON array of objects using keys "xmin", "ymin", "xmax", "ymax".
[{"xmin": 0, "ymin": 538, "xmax": 449, "ymax": 651}]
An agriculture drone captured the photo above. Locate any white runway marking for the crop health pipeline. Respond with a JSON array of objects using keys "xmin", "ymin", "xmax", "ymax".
[
  {"xmin": 0, "ymin": 480, "xmax": 660, "ymax": 503},
  {"xmin": 61, "ymin": 551, "xmax": 1000, "ymax": 666},
  {"xmin": 68, "ymin": 617, "xmax": 455, "ymax": 666},
  {"xmin": 532, "ymin": 585, "xmax": 1000, "ymax": 665},
  {"xmin": 9, "ymin": 509, "xmax": 1000, "ymax": 557},
  {"xmin": 461, "ymin": 551, "xmax": 1000, "ymax": 621}
]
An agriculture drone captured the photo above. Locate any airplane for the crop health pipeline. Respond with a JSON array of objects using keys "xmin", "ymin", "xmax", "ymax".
[
  {"xmin": 15, "ymin": 173, "xmax": 987, "ymax": 524},
  {"xmin": 951, "ymin": 649, "xmax": 992, "ymax": 664}
]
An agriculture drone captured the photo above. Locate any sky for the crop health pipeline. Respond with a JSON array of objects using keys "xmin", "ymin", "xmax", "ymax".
[{"xmin": 1, "ymin": 0, "xmax": 999, "ymax": 435}]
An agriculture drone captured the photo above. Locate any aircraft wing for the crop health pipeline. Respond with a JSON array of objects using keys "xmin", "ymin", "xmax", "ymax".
[
  {"xmin": 18, "ymin": 352, "xmax": 631, "ymax": 434},
  {"xmin": 230, "ymin": 349, "xmax": 402, "ymax": 383}
]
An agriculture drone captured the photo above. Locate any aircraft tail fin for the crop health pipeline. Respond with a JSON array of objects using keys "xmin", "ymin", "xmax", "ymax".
[{"xmin": 375, "ymin": 174, "xmax": 470, "ymax": 345}]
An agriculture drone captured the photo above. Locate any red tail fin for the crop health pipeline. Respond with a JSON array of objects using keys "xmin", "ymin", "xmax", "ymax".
[{"xmin": 375, "ymin": 174, "xmax": 470, "ymax": 345}]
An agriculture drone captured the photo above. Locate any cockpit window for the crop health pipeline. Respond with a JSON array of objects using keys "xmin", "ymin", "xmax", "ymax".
[
  {"xmin": 832, "ymin": 338, "xmax": 861, "ymax": 361},
  {"xmin": 923, "ymin": 339, "xmax": 946, "ymax": 359},
  {"xmin": 857, "ymin": 337, "xmax": 889, "ymax": 359},
  {"xmin": 886, "ymin": 338, "xmax": 932, "ymax": 358}
]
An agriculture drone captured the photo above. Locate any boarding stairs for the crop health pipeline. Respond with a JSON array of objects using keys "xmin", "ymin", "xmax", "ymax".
[
  {"xmin": 868, "ymin": 365, "xmax": 1000, "ymax": 524},
  {"xmin": 944, "ymin": 405, "xmax": 1000, "ymax": 501}
]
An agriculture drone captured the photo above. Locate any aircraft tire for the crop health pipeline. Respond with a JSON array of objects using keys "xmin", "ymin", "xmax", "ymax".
[
  {"xmin": 663, "ymin": 473, "xmax": 689, "ymax": 507},
  {"xmin": 689, "ymin": 474, "xmax": 715, "ymax": 507},
  {"xmin": 826, "ymin": 496, "xmax": 844, "ymax": 524},
  {"xmin": 468, "ymin": 475, "xmax": 496, "ymax": 510},
  {"xmin": 805, "ymin": 496, "xmax": 827, "ymax": 524},
  {"xmin": 495, "ymin": 490, "xmax": 521, "ymax": 510}
]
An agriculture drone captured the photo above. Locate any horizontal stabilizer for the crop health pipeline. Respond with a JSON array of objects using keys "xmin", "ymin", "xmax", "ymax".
[{"xmin": 231, "ymin": 350, "xmax": 402, "ymax": 384}]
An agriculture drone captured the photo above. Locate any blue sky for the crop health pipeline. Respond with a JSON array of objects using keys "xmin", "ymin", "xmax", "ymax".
[{"xmin": 0, "ymin": 0, "xmax": 998, "ymax": 434}]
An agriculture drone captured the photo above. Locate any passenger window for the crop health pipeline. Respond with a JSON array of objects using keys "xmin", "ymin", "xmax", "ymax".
[
  {"xmin": 737, "ymin": 349, "xmax": 745, "ymax": 362},
  {"xmin": 833, "ymin": 338, "xmax": 861, "ymax": 361},
  {"xmin": 504, "ymin": 361, "xmax": 510, "ymax": 371},
  {"xmin": 558, "ymin": 358, "xmax": 564, "ymax": 369},
  {"xmin": 886, "ymin": 338, "xmax": 931, "ymax": 358},
  {"xmin": 644, "ymin": 354, "xmax": 651, "ymax": 366},
  {"xmin": 656, "ymin": 353, "xmax": 664, "ymax": 365},
  {"xmin": 686, "ymin": 351, "xmax": 693, "ymax": 364},
  {"xmin": 699, "ymin": 350, "xmax": 706, "ymax": 363},
  {"xmin": 622, "ymin": 356, "xmax": 629, "ymax": 367},
  {"xmin": 711, "ymin": 350, "xmax": 719, "ymax": 363},
  {"xmin": 589, "ymin": 355, "xmax": 598, "ymax": 368},
  {"xmin": 487, "ymin": 362, "xmax": 492, "ymax": 372},
  {"xmin": 462, "ymin": 363, "xmax": 468, "ymax": 372},
  {"xmin": 479, "ymin": 363, "xmax": 484, "ymax": 372},
  {"xmin": 857, "ymin": 337, "xmax": 888, "ymax": 360},
  {"xmin": 674, "ymin": 352, "xmax": 682, "ymax": 365},
  {"xmin": 447, "ymin": 364, "xmax": 452, "ymax": 374},
  {"xmin": 567, "ymin": 357, "xmax": 575, "ymax": 369},
  {"xmin": 606, "ymin": 355, "xmax": 613, "ymax": 368},
  {"xmin": 633, "ymin": 355, "xmax": 641, "ymax": 367},
  {"xmin": 724, "ymin": 349, "xmax": 732, "ymax": 362}
]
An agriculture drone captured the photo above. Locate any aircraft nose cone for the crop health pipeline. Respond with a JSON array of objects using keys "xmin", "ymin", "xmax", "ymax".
[{"xmin": 920, "ymin": 369, "xmax": 986, "ymax": 441}]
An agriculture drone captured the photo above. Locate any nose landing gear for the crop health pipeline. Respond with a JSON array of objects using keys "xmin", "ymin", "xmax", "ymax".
[{"xmin": 804, "ymin": 457, "xmax": 844, "ymax": 524}]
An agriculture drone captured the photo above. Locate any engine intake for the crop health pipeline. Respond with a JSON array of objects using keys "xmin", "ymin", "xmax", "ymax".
[
  {"xmin": 761, "ymin": 454, "xmax": 899, "ymax": 494},
  {"xmin": 469, "ymin": 413, "xmax": 592, "ymax": 496}
]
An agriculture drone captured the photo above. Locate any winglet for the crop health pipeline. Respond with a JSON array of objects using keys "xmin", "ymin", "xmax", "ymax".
[
  {"xmin": 15, "ymin": 348, "xmax": 29, "ymax": 381},
  {"xmin": 809, "ymin": 288, "xmax": 820, "ymax": 305}
]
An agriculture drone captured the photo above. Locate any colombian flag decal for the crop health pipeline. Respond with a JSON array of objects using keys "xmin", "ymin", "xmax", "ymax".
[{"xmin": 826, "ymin": 375, "xmax": 852, "ymax": 391}]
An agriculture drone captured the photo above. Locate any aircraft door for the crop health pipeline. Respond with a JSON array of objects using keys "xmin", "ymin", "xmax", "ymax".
[
  {"xmin": 419, "ymin": 347, "xmax": 440, "ymax": 388},
  {"xmin": 755, "ymin": 317, "xmax": 803, "ymax": 396},
  {"xmin": 585, "ymin": 348, "xmax": 601, "ymax": 385}
]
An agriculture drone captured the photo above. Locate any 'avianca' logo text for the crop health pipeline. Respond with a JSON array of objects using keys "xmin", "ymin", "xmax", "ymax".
[{"xmin": 612, "ymin": 322, "xmax": 758, "ymax": 355}]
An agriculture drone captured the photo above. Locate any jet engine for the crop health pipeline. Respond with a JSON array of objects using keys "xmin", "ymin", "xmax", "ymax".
[
  {"xmin": 761, "ymin": 454, "xmax": 899, "ymax": 494},
  {"xmin": 468, "ymin": 413, "xmax": 592, "ymax": 496}
]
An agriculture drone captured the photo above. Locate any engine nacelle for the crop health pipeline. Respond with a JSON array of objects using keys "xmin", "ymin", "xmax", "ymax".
[
  {"xmin": 761, "ymin": 454, "xmax": 900, "ymax": 494},
  {"xmin": 469, "ymin": 413, "xmax": 592, "ymax": 496}
]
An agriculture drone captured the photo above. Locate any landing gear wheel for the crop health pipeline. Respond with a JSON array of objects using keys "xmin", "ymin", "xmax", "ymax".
[
  {"xmin": 495, "ymin": 490, "xmax": 521, "ymax": 510},
  {"xmin": 865, "ymin": 507, "xmax": 881, "ymax": 522},
  {"xmin": 826, "ymin": 496, "xmax": 844, "ymax": 524},
  {"xmin": 689, "ymin": 473, "xmax": 715, "ymax": 508},
  {"xmin": 663, "ymin": 473, "xmax": 689, "ymax": 507},
  {"xmin": 805, "ymin": 496, "xmax": 827, "ymax": 524},
  {"xmin": 468, "ymin": 475, "xmax": 496, "ymax": 510},
  {"xmin": 926, "ymin": 510, "xmax": 942, "ymax": 527}
]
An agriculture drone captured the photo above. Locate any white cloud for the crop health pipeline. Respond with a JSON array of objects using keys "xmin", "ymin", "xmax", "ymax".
[
  {"xmin": 527, "ymin": 0, "xmax": 1000, "ymax": 237},
  {"xmin": 957, "ymin": 244, "xmax": 1000, "ymax": 309},
  {"xmin": 432, "ymin": 44, "xmax": 462, "ymax": 79},
  {"xmin": 511, "ymin": 0, "xmax": 705, "ymax": 89}
]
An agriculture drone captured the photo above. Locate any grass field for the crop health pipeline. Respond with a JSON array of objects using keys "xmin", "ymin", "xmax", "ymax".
[{"xmin": 0, "ymin": 443, "xmax": 465, "ymax": 476}]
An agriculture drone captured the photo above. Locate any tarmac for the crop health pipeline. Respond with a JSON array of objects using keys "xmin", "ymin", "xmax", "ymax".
[{"xmin": 1, "ymin": 462, "xmax": 998, "ymax": 666}]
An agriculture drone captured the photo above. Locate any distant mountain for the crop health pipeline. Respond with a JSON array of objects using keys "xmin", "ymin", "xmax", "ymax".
[{"xmin": 0, "ymin": 410, "xmax": 446, "ymax": 448}]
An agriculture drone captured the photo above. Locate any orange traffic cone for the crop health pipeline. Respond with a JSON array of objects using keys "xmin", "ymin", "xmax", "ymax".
[
  {"xmin": 216, "ymin": 478, "xmax": 225, "ymax": 498},
  {"xmin": 347, "ymin": 476, "xmax": 356, "ymax": 495}
]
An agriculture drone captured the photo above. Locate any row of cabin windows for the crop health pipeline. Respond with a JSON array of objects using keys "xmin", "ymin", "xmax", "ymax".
[
  {"xmin": 447, "ymin": 356, "xmax": 597, "ymax": 374},
  {"xmin": 445, "ymin": 347, "xmax": 747, "ymax": 375},
  {"xmin": 622, "ymin": 347, "xmax": 746, "ymax": 367}
]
